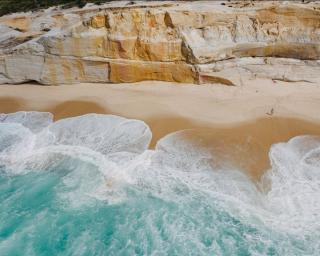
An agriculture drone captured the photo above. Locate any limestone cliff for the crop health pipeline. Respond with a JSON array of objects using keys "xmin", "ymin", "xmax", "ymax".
[{"xmin": 0, "ymin": 1, "xmax": 320, "ymax": 85}]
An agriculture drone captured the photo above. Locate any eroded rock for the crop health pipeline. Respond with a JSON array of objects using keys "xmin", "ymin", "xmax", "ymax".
[
  {"xmin": 0, "ymin": 1, "xmax": 319, "ymax": 85},
  {"xmin": 40, "ymin": 55, "xmax": 109, "ymax": 84}
]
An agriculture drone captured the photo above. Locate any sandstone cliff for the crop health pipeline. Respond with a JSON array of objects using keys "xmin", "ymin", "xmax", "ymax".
[{"xmin": 0, "ymin": 1, "xmax": 320, "ymax": 85}]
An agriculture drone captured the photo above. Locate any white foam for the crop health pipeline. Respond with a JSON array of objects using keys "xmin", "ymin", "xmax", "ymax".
[
  {"xmin": 0, "ymin": 113, "xmax": 153, "ymax": 205},
  {"xmin": 0, "ymin": 123, "xmax": 34, "ymax": 155},
  {"xmin": 36, "ymin": 114, "xmax": 152, "ymax": 155},
  {"xmin": 1, "ymin": 112, "xmax": 320, "ymax": 237},
  {"xmin": 261, "ymin": 136, "xmax": 320, "ymax": 233},
  {"xmin": 0, "ymin": 111, "xmax": 53, "ymax": 133}
]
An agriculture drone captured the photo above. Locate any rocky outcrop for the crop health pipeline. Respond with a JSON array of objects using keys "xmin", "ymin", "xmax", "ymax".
[{"xmin": 0, "ymin": 1, "xmax": 320, "ymax": 85}]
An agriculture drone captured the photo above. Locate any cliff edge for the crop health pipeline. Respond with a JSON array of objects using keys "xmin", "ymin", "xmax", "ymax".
[{"xmin": 0, "ymin": 1, "xmax": 320, "ymax": 85}]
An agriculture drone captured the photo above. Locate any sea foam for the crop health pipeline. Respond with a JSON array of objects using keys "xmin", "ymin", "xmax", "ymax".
[{"xmin": 0, "ymin": 111, "xmax": 319, "ymax": 255}]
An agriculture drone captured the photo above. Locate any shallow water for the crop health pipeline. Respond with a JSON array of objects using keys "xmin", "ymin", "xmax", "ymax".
[{"xmin": 0, "ymin": 112, "xmax": 319, "ymax": 255}]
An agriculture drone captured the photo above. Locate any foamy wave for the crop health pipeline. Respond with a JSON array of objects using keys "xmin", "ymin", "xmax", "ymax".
[
  {"xmin": 263, "ymin": 135, "xmax": 320, "ymax": 233},
  {"xmin": 0, "ymin": 111, "xmax": 53, "ymax": 133},
  {"xmin": 1, "ymin": 111, "xmax": 320, "ymax": 238}
]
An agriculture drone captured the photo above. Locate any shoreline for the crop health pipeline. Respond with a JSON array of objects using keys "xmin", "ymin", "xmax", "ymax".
[{"xmin": 1, "ymin": 79, "xmax": 320, "ymax": 179}]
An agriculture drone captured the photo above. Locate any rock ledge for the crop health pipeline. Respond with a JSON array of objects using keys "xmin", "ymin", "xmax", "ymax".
[{"xmin": 0, "ymin": 1, "xmax": 320, "ymax": 85}]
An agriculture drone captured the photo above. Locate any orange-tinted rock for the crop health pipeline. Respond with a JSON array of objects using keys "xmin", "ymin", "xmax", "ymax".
[
  {"xmin": 91, "ymin": 15, "xmax": 106, "ymax": 28},
  {"xmin": 109, "ymin": 60, "xmax": 198, "ymax": 84},
  {"xmin": 40, "ymin": 56, "xmax": 109, "ymax": 84},
  {"xmin": 1, "ymin": 1, "xmax": 320, "ymax": 85}
]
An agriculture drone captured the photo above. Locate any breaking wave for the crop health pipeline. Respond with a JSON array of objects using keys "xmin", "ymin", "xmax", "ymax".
[{"xmin": 0, "ymin": 111, "xmax": 319, "ymax": 255}]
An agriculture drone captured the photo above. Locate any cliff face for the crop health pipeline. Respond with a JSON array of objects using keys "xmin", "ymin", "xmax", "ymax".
[{"xmin": 0, "ymin": 1, "xmax": 320, "ymax": 85}]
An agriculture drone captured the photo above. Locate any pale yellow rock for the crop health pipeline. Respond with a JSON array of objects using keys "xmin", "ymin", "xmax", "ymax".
[
  {"xmin": 135, "ymin": 39, "xmax": 184, "ymax": 62},
  {"xmin": 109, "ymin": 60, "xmax": 198, "ymax": 84},
  {"xmin": 177, "ymin": 5, "xmax": 320, "ymax": 63},
  {"xmin": 40, "ymin": 31, "xmax": 105, "ymax": 57},
  {"xmin": 1, "ymin": 1, "xmax": 320, "ymax": 85},
  {"xmin": 91, "ymin": 15, "xmax": 106, "ymax": 28},
  {"xmin": 0, "ymin": 56, "xmax": 11, "ymax": 84},
  {"xmin": 100, "ymin": 35, "xmax": 137, "ymax": 59},
  {"xmin": 0, "ymin": 25, "xmax": 22, "ymax": 45},
  {"xmin": 0, "ymin": 15, "xmax": 32, "ymax": 32},
  {"xmin": 40, "ymin": 55, "xmax": 109, "ymax": 84},
  {"xmin": 197, "ymin": 57, "xmax": 320, "ymax": 85},
  {"xmin": 4, "ymin": 54, "xmax": 44, "ymax": 83}
]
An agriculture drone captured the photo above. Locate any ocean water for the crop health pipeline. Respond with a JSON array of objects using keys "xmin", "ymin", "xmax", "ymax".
[{"xmin": 0, "ymin": 112, "xmax": 319, "ymax": 255}]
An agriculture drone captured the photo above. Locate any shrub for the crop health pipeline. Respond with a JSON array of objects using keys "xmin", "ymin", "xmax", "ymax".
[{"xmin": 0, "ymin": 0, "xmax": 114, "ymax": 16}]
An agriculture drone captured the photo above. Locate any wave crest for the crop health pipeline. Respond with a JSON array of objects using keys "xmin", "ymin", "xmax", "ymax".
[{"xmin": 1, "ymin": 111, "xmax": 320, "ymax": 238}]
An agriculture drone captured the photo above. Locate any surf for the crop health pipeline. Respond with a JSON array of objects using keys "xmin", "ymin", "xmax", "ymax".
[{"xmin": 0, "ymin": 111, "xmax": 319, "ymax": 255}]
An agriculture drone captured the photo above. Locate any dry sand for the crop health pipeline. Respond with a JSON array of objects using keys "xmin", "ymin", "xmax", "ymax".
[{"xmin": 1, "ymin": 78, "xmax": 320, "ymax": 179}]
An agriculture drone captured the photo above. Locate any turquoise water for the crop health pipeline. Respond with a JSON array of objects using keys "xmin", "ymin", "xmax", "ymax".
[{"xmin": 0, "ymin": 112, "xmax": 319, "ymax": 255}]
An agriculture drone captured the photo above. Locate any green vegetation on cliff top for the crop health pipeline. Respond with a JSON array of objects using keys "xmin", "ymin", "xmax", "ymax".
[{"xmin": 0, "ymin": 0, "xmax": 113, "ymax": 16}]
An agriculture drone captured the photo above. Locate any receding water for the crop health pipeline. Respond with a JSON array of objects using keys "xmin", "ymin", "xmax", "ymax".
[{"xmin": 0, "ymin": 112, "xmax": 319, "ymax": 255}]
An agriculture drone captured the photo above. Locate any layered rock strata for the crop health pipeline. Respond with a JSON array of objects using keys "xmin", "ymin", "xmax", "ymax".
[{"xmin": 0, "ymin": 1, "xmax": 320, "ymax": 85}]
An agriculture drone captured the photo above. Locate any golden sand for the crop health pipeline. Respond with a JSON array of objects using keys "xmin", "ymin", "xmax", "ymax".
[{"xmin": 1, "ymin": 79, "xmax": 320, "ymax": 179}]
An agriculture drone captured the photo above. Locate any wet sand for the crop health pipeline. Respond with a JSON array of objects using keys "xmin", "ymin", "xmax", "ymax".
[{"xmin": 1, "ymin": 78, "xmax": 320, "ymax": 179}]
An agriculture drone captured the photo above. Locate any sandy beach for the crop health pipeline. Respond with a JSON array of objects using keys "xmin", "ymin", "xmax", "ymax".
[
  {"xmin": 1, "ymin": 79, "xmax": 320, "ymax": 179},
  {"xmin": 2, "ymin": 1, "xmax": 320, "ymax": 253}
]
